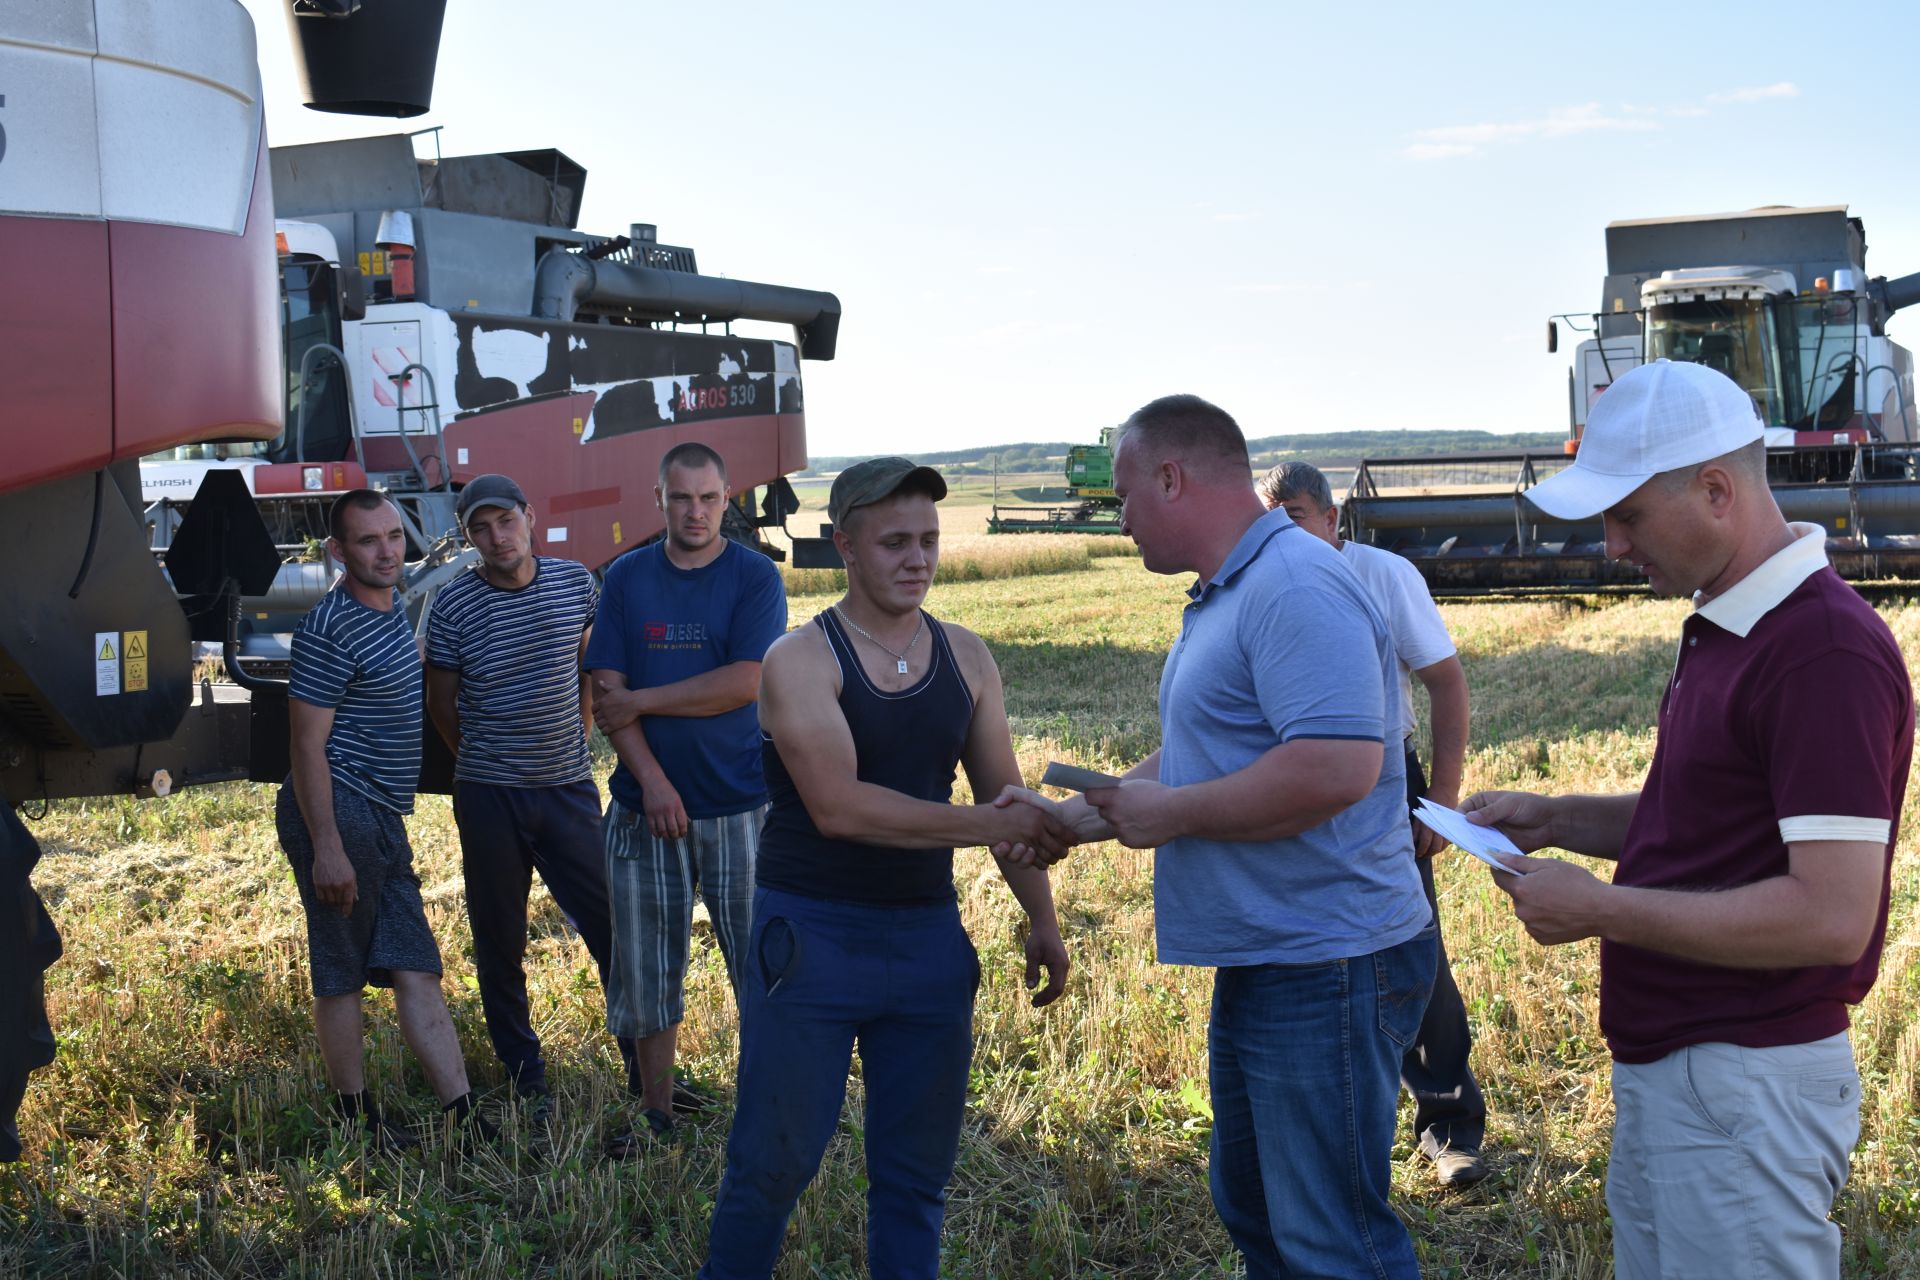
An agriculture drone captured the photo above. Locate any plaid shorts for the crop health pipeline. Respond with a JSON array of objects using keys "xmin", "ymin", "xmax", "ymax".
[
  {"xmin": 603, "ymin": 799, "xmax": 761, "ymax": 1038},
  {"xmin": 277, "ymin": 782, "xmax": 443, "ymax": 998}
]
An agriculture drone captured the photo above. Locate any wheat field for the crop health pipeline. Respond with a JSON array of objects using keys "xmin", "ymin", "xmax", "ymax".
[{"xmin": 3, "ymin": 548, "xmax": 1918, "ymax": 1278}]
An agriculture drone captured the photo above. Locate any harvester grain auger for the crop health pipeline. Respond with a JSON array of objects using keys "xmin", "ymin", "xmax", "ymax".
[{"xmin": 1344, "ymin": 206, "xmax": 1920, "ymax": 595}]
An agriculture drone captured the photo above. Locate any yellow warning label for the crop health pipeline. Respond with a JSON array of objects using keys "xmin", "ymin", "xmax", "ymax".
[
  {"xmin": 612, "ymin": 521, "xmax": 623, "ymax": 546},
  {"xmin": 358, "ymin": 251, "xmax": 371, "ymax": 275},
  {"xmin": 572, "ymin": 416, "xmax": 584, "ymax": 435},
  {"xmin": 99, "ymin": 637, "xmax": 116, "ymax": 661},
  {"xmin": 372, "ymin": 250, "xmax": 388, "ymax": 276},
  {"xmin": 123, "ymin": 630, "xmax": 149, "ymax": 692}
]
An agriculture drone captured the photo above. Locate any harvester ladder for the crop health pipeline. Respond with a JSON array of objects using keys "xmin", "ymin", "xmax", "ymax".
[{"xmin": 388, "ymin": 362, "xmax": 453, "ymax": 495}]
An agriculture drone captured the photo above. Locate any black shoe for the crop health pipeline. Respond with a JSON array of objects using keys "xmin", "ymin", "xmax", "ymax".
[
  {"xmin": 517, "ymin": 1088, "xmax": 554, "ymax": 1130},
  {"xmin": 443, "ymin": 1093, "xmax": 501, "ymax": 1150},
  {"xmin": 670, "ymin": 1075, "xmax": 719, "ymax": 1114},
  {"xmin": 604, "ymin": 1107, "xmax": 674, "ymax": 1160},
  {"xmin": 333, "ymin": 1092, "xmax": 420, "ymax": 1153},
  {"xmin": 1431, "ymin": 1146, "xmax": 1490, "ymax": 1188}
]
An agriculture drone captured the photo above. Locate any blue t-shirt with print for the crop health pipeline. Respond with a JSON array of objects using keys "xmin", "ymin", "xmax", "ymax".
[
  {"xmin": 584, "ymin": 540, "xmax": 787, "ymax": 819},
  {"xmin": 1154, "ymin": 507, "xmax": 1429, "ymax": 967}
]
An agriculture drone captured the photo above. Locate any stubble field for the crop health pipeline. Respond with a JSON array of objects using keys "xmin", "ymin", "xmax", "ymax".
[{"xmin": 4, "ymin": 492, "xmax": 1919, "ymax": 1277}]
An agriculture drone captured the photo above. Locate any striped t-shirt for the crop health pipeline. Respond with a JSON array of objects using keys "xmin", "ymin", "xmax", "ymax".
[
  {"xmin": 289, "ymin": 584, "xmax": 423, "ymax": 814},
  {"xmin": 424, "ymin": 557, "xmax": 596, "ymax": 787}
]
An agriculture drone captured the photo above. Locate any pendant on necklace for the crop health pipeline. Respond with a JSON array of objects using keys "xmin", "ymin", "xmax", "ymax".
[{"xmin": 896, "ymin": 659, "xmax": 909, "ymax": 675}]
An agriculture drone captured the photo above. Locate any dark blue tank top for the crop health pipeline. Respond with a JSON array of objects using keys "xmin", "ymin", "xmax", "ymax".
[{"xmin": 755, "ymin": 609, "xmax": 976, "ymax": 904}]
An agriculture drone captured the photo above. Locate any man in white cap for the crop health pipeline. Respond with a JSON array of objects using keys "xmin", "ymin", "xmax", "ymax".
[{"xmin": 1464, "ymin": 360, "xmax": 1913, "ymax": 1278}]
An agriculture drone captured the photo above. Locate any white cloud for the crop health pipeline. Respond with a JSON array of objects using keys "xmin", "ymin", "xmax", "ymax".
[
  {"xmin": 1707, "ymin": 81, "xmax": 1799, "ymax": 104},
  {"xmin": 1405, "ymin": 83, "xmax": 1800, "ymax": 160},
  {"xmin": 1404, "ymin": 141, "xmax": 1476, "ymax": 162}
]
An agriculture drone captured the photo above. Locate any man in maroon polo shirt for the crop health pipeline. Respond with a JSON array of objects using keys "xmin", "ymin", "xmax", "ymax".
[{"xmin": 1465, "ymin": 359, "xmax": 1913, "ymax": 1280}]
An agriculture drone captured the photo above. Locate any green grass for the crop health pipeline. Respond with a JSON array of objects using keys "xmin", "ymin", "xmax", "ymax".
[{"xmin": 4, "ymin": 560, "xmax": 1918, "ymax": 1277}]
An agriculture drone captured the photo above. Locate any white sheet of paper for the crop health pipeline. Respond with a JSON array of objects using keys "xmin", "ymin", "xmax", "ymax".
[
  {"xmin": 1413, "ymin": 799, "xmax": 1528, "ymax": 872},
  {"xmin": 1041, "ymin": 761, "xmax": 1125, "ymax": 792}
]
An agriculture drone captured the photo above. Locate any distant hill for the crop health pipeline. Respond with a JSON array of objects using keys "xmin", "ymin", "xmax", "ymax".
[{"xmin": 802, "ymin": 430, "xmax": 1566, "ymax": 477}]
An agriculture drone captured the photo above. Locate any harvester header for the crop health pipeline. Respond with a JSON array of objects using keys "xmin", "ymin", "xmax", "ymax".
[{"xmin": 1343, "ymin": 205, "xmax": 1920, "ymax": 594}]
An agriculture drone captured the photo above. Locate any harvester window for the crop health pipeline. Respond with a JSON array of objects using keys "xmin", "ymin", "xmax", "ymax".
[{"xmin": 1645, "ymin": 299, "xmax": 1788, "ymax": 427}]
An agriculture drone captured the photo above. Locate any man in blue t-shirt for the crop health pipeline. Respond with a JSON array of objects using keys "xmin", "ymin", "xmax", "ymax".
[
  {"xmin": 425, "ymin": 473, "xmax": 636, "ymax": 1117},
  {"xmin": 1007, "ymin": 397, "xmax": 1433, "ymax": 1278},
  {"xmin": 585, "ymin": 442, "xmax": 786, "ymax": 1149},
  {"xmin": 279, "ymin": 489, "xmax": 491, "ymax": 1150}
]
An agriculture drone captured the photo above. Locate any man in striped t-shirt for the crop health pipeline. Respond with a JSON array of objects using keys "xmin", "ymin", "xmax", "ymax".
[
  {"xmin": 425, "ymin": 474, "xmax": 636, "ymax": 1114},
  {"xmin": 280, "ymin": 490, "xmax": 490, "ymax": 1150}
]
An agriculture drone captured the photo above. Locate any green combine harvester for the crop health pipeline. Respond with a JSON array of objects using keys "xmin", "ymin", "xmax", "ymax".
[{"xmin": 988, "ymin": 426, "xmax": 1127, "ymax": 533}]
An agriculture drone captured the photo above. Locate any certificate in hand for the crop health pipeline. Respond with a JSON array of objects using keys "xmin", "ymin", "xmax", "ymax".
[
  {"xmin": 1040, "ymin": 761, "xmax": 1125, "ymax": 793},
  {"xmin": 1413, "ymin": 798, "xmax": 1528, "ymax": 873}
]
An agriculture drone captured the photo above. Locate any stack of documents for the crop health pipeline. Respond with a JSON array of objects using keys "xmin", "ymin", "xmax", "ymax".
[{"xmin": 1412, "ymin": 798, "xmax": 1527, "ymax": 872}]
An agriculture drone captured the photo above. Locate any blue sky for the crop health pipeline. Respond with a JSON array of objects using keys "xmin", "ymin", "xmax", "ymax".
[{"xmin": 241, "ymin": 0, "xmax": 1920, "ymax": 456}]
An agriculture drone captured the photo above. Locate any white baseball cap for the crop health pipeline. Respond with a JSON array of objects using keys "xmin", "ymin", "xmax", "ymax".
[{"xmin": 1526, "ymin": 359, "xmax": 1764, "ymax": 520}]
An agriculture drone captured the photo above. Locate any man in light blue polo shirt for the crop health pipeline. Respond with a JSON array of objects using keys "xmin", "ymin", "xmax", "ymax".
[{"xmin": 1010, "ymin": 395, "xmax": 1434, "ymax": 1277}]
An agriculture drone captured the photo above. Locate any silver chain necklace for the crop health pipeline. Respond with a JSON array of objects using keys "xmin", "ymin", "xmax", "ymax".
[{"xmin": 835, "ymin": 607, "xmax": 924, "ymax": 675}]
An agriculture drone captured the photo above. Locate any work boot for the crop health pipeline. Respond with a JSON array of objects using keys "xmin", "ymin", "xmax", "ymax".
[
  {"xmin": 333, "ymin": 1091, "xmax": 420, "ymax": 1153},
  {"xmin": 1431, "ymin": 1145, "xmax": 1490, "ymax": 1188},
  {"xmin": 442, "ymin": 1092, "xmax": 501, "ymax": 1150},
  {"xmin": 604, "ymin": 1107, "xmax": 674, "ymax": 1161}
]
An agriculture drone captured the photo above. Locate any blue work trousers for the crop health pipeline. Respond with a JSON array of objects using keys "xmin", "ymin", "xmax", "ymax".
[
  {"xmin": 1209, "ymin": 927, "xmax": 1437, "ymax": 1279},
  {"xmin": 701, "ymin": 886, "xmax": 977, "ymax": 1280}
]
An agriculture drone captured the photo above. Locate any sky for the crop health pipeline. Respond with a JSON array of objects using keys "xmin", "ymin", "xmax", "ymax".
[{"xmin": 240, "ymin": 0, "xmax": 1920, "ymax": 457}]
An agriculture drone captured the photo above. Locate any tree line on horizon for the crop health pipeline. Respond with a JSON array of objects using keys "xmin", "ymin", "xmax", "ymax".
[{"xmin": 800, "ymin": 429, "xmax": 1568, "ymax": 477}]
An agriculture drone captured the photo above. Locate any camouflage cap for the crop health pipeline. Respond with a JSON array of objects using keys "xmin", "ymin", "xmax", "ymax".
[{"xmin": 827, "ymin": 457, "xmax": 948, "ymax": 526}]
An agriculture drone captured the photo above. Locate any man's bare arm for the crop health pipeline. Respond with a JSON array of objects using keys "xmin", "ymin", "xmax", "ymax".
[
  {"xmin": 288, "ymin": 700, "xmax": 356, "ymax": 915},
  {"xmin": 424, "ymin": 667, "xmax": 460, "ymax": 754},
  {"xmin": 593, "ymin": 663, "xmax": 761, "ymax": 733},
  {"xmin": 1413, "ymin": 656, "xmax": 1468, "ymax": 806},
  {"xmin": 1496, "ymin": 840, "xmax": 1886, "ymax": 968},
  {"xmin": 1464, "ymin": 791, "xmax": 1641, "ymax": 861},
  {"xmin": 1089, "ymin": 737, "xmax": 1383, "ymax": 850},
  {"xmin": 589, "ymin": 668, "xmax": 687, "ymax": 838},
  {"xmin": 760, "ymin": 630, "xmax": 1067, "ymax": 855},
  {"xmin": 951, "ymin": 630, "xmax": 1069, "ymax": 1004}
]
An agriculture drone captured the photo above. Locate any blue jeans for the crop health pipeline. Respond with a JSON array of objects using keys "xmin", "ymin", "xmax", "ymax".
[
  {"xmin": 1209, "ymin": 927, "xmax": 1437, "ymax": 1279},
  {"xmin": 701, "ymin": 887, "xmax": 977, "ymax": 1280}
]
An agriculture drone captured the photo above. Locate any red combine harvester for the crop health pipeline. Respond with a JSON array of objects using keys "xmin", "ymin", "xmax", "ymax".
[{"xmin": 0, "ymin": 0, "xmax": 838, "ymax": 1158}]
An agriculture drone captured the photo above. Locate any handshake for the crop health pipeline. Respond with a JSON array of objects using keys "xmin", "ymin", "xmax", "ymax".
[{"xmin": 983, "ymin": 765, "xmax": 1175, "ymax": 868}]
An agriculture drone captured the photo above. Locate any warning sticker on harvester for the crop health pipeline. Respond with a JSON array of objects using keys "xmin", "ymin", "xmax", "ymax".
[
  {"xmin": 123, "ymin": 629, "xmax": 149, "ymax": 693},
  {"xmin": 95, "ymin": 632, "xmax": 120, "ymax": 696}
]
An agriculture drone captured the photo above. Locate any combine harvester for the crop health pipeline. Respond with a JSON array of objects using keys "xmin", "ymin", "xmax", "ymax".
[
  {"xmin": 987, "ymin": 426, "xmax": 1126, "ymax": 533},
  {"xmin": 1343, "ymin": 206, "xmax": 1920, "ymax": 593},
  {"xmin": 147, "ymin": 129, "xmax": 844, "ymax": 644}
]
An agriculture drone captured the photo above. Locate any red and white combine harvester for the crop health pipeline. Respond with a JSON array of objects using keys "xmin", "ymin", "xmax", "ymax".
[{"xmin": 0, "ymin": 0, "xmax": 838, "ymax": 1157}]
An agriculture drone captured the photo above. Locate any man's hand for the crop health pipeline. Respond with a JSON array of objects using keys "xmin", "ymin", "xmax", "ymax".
[
  {"xmin": 995, "ymin": 785, "xmax": 1116, "ymax": 844},
  {"xmin": 639, "ymin": 771, "xmax": 690, "ymax": 840},
  {"xmin": 1491, "ymin": 855, "xmax": 1611, "ymax": 945},
  {"xmin": 984, "ymin": 798, "xmax": 1076, "ymax": 868},
  {"xmin": 1412, "ymin": 785, "xmax": 1457, "ymax": 860},
  {"xmin": 592, "ymin": 684, "xmax": 646, "ymax": 735},
  {"xmin": 1023, "ymin": 926, "xmax": 1070, "ymax": 1007},
  {"xmin": 312, "ymin": 842, "xmax": 358, "ymax": 917},
  {"xmin": 1084, "ymin": 779, "xmax": 1185, "ymax": 849},
  {"xmin": 1460, "ymin": 789, "xmax": 1557, "ymax": 853}
]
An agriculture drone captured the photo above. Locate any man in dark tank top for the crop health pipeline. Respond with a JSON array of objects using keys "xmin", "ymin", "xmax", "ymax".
[{"xmin": 700, "ymin": 458, "xmax": 1078, "ymax": 1280}]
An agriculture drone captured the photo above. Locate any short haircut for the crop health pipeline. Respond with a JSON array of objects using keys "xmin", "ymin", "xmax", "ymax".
[
  {"xmin": 1658, "ymin": 438, "xmax": 1767, "ymax": 494},
  {"xmin": 328, "ymin": 488, "xmax": 394, "ymax": 542},
  {"xmin": 1118, "ymin": 394, "xmax": 1251, "ymax": 480},
  {"xmin": 659, "ymin": 441, "xmax": 727, "ymax": 488},
  {"xmin": 1256, "ymin": 461, "xmax": 1334, "ymax": 512}
]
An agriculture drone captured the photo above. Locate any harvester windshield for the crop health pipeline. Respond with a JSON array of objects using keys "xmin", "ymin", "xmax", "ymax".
[{"xmin": 1644, "ymin": 297, "xmax": 1788, "ymax": 426}]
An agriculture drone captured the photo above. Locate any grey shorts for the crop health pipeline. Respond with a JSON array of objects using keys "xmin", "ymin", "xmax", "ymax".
[
  {"xmin": 277, "ymin": 782, "xmax": 443, "ymax": 998},
  {"xmin": 603, "ymin": 799, "xmax": 761, "ymax": 1038},
  {"xmin": 1608, "ymin": 1030, "xmax": 1860, "ymax": 1279}
]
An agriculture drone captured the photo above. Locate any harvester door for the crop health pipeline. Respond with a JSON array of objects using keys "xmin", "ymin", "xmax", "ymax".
[{"xmin": 357, "ymin": 319, "xmax": 427, "ymax": 436}]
